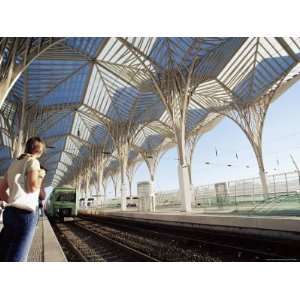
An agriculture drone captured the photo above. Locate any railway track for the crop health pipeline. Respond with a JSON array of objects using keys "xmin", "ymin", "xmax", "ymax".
[
  {"xmin": 77, "ymin": 215, "xmax": 300, "ymax": 262},
  {"xmin": 52, "ymin": 221, "xmax": 159, "ymax": 262},
  {"xmin": 71, "ymin": 219, "xmax": 218, "ymax": 261}
]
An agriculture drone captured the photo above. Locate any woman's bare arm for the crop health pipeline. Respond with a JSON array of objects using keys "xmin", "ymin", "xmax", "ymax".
[
  {"xmin": 0, "ymin": 175, "xmax": 9, "ymax": 202},
  {"xmin": 39, "ymin": 186, "xmax": 46, "ymax": 201}
]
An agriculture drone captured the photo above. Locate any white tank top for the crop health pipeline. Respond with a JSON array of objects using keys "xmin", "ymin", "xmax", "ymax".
[{"xmin": 6, "ymin": 155, "xmax": 40, "ymax": 211}]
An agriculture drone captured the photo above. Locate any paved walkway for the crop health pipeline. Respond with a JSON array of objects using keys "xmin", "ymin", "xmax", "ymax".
[
  {"xmin": 28, "ymin": 215, "xmax": 66, "ymax": 262},
  {"xmin": 28, "ymin": 216, "xmax": 44, "ymax": 262}
]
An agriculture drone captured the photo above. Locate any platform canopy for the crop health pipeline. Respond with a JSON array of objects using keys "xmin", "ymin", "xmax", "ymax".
[{"xmin": 0, "ymin": 37, "xmax": 300, "ymax": 187}]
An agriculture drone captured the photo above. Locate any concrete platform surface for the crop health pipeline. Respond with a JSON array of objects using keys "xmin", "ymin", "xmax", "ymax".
[
  {"xmin": 28, "ymin": 216, "xmax": 67, "ymax": 262},
  {"xmin": 80, "ymin": 209, "xmax": 300, "ymax": 238}
]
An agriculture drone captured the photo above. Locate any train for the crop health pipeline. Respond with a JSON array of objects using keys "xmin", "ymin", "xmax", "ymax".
[{"xmin": 46, "ymin": 185, "xmax": 78, "ymax": 218}]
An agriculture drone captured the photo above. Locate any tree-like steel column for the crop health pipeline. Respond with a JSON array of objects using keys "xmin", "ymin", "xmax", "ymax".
[
  {"xmin": 157, "ymin": 65, "xmax": 200, "ymax": 213},
  {"xmin": 126, "ymin": 160, "xmax": 141, "ymax": 203},
  {"xmin": 213, "ymin": 37, "xmax": 300, "ymax": 200},
  {"xmin": 118, "ymin": 38, "xmax": 203, "ymax": 212},
  {"xmin": 143, "ymin": 154, "xmax": 158, "ymax": 212},
  {"xmin": 139, "ymin": 143, "xmax": 168, "ymax": 212},
  {"xmin": 185, "ymin": 134, "xmax": 202, "ymax": 206},
  {"xmin": 96, "ymin": 163, "xmax": 105, "ymax": 208},
  {"xmin": 0, "ymin": 38, "xmax": 63, "ymax": 108},
  {"xmin": 142, "ymin": 66, "xmax": 200, "ymax": 213},
  {"xmin": 216, "ymin": 73, "xmax": 290, "ymax": 200},
  {"xmin": 221, "ymin": 100, "xmax": 271, "ymax": 199},
  {"xmin": 0, "ymin": 39, "xmax": 22, "ymax": 108},
  {"xmin": 111, "ymin": 172, "xmax": 120, "ymax": 199},
  {"xmin": 102, "ymin": 176, "xmax": 109, "ymax": 204},
  {"xmin": 184, "ymin": 116, "xmax": 222, "ymax": 206},
  {"xmin": 119, "ymin": 145, "xmax": 128, "ymax": 211},
  {"xmin": 91, "ymin": 145, "xmax": 110, "ymax": 208},
  {"xmin": 73, "ymin": 164, "xmax": 87, "ymax": 208},
  {"xmin": 14, "ymin": 72, "xmax": 28, "ymax": 157},
  {"xmin": 185, "ymin": 134, "xmax": 201, "ymax": 187},
  {"xmin": 108, "ymin": 121, "xmax": 137, "ymax": 211},
  {"xmin": 7, "ymin": 70, "xmax": 36, "ymax": 158},
  {"xmin": 84, "ymin": 165, "xmax": 91, "ymax": 207}
]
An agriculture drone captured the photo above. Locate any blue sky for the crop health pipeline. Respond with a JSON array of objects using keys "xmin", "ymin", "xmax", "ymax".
[{"xmin": 105, "ymin": 80, "xmax": 300, "ymax": 198}]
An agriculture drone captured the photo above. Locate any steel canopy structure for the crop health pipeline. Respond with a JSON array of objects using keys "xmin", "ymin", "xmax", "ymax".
[{"xmin": 0, "ymin": 37, "xmax": 300, "ymax": 211}]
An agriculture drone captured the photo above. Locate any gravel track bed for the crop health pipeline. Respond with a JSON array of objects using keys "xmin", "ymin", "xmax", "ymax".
[{"xmin": 76, "ymin": 220, "xmax": 220, "ymax": 261}]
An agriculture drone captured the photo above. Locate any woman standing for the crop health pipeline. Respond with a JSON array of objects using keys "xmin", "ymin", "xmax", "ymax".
[{"xmin": 0, "ymin": 137, "xmax": 46, "ymax": 262}]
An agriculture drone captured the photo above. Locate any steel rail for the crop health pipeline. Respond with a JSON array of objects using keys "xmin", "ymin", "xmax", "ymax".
[{"xmin": 53, "ymin": 220, "xmax": 159, "ymax": 262}]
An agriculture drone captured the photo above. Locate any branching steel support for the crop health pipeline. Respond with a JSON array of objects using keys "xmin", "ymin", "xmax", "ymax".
[
  {"xmin": 223, "ymin": 101, "xmax": 271, "ymax": 199},
  {"xmin": 0, "ymin": 38, "xmax": 63, "ymax": 108},
  {"xmin": 108, "ymin": 121, "xmax": 137, "ymax": 211},
  {"xmin": 140, "ymin": 145, "xmax": 167, "ymax": 212},
  {"xmin": 126, "ymin": 160, "xmax": 141, "ymax": 203}
]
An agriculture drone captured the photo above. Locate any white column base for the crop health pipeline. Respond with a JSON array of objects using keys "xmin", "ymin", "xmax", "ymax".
[
  {"xmin": 259, "ymin": 168, "xmax": 269, "ymax": 200},
  {"xmin": 190, "ymin": 185, "xmax": 195, "ymax": 207},
  {"xmin": 121, "ymin": 183, "xmax": 127, "ymax": 211},
  {"xmin": 178, "ymin": 164, "xmax": 192, "ymax": 213},
  {"xmin": 149, "ymin": 180, "xmax": 156, "ymax": 212},
  {"xmin": 97, "ymin": 186, "xmax": 104, "ymax": 208}
]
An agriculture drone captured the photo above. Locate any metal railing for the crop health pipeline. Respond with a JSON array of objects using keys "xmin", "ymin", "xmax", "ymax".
[
  {"xmin": 87, "ymin": 171, "xmax": 300, "ymax": 216},
  {"xmin": 155, "ymin": 171, "xmax": 300, "ymax": 215}
]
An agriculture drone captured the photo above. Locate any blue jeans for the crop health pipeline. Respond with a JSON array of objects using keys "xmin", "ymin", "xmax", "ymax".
[{"xmin": 0, "ymin": 207, "xmax": 38, "ymax": 262}]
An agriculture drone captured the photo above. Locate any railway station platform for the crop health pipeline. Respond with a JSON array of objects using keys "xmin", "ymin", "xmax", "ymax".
[
  {"xmin": 80, "ymin": 209, "xmax": 300, "ymax": 240},
  {"xmin": 0, "ymin": 213, "xmax": 67, "ymax": 262},
  {"xmin": 28, "ymin": 215, "xmax": 66, "ymax": 262}
]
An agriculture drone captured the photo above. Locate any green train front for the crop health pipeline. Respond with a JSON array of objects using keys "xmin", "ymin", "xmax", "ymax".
[{"xmin": 47, "ymin": 186, "xmax": 77, "ymax": 218}]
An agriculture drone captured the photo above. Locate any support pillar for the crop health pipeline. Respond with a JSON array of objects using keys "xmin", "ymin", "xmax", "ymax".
[
  {"xmin": 111, "ymin": 174, "xmax": 119, "ymax": 198},
  {"xmin": 120, "ymin": 158, "xmax": 127, "ymax": 211},
  {"xmin": 128, "ymin": 180, "xmax": 133, "ymax": 201},
  {"xmin": 97, "ymin": 184, "xmax": 104, "ymax": 207},
  {"xmin": 13, "ymin": 71, "xmax": 28, "ymax": 158},
  {"xmin": 176, "ymin": 128, "xmax": 192, "ymax": 213},
  {"xmin": 103, "ymin": 181, "xmax": 107, "ymax": 203},
  {"xmin": 1, "ymin": 38, "xmax": 63, "ymax": 109},
  {"xmin": 142, "ymin": 148, "xmax": 166, "ymax": 213},
  {"xmin": 126, "ymin": 160, "xmax": 141, "ymax": 209},
  {"xmin": 84, "ymin": 168, "xmax": 91, "ymax": 208},
  {"xmin": 149, "ymin": 176, "xmax": 156, "ymax": 212},
  {"xmin": 252, "ymin": 141, "xmax": 269, "ymax": 200},
  {"xmin": 107, "ymin": 122, "xmax": 133, "ymax": 212},
  {"xmin": 186, "ymin": 132, "xmax": 205, "ymax": 207},
  {"xmin": 96, "ymin": 167, "xmax": 104, "ymax": 207},
  {"xmin": 114, "ymin": 40, "xmax": 201, "ymax": 212},
  {"xmin": 0, "ymin": 40, "xmax": 20, "ymax": 109},
  {"xmin": 222, "ymin": 102, "xmax": 270, "ymax": 200},
  {"xmin": 177, "ymin": 164, "xmax": 192, "ymax": 212}
]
